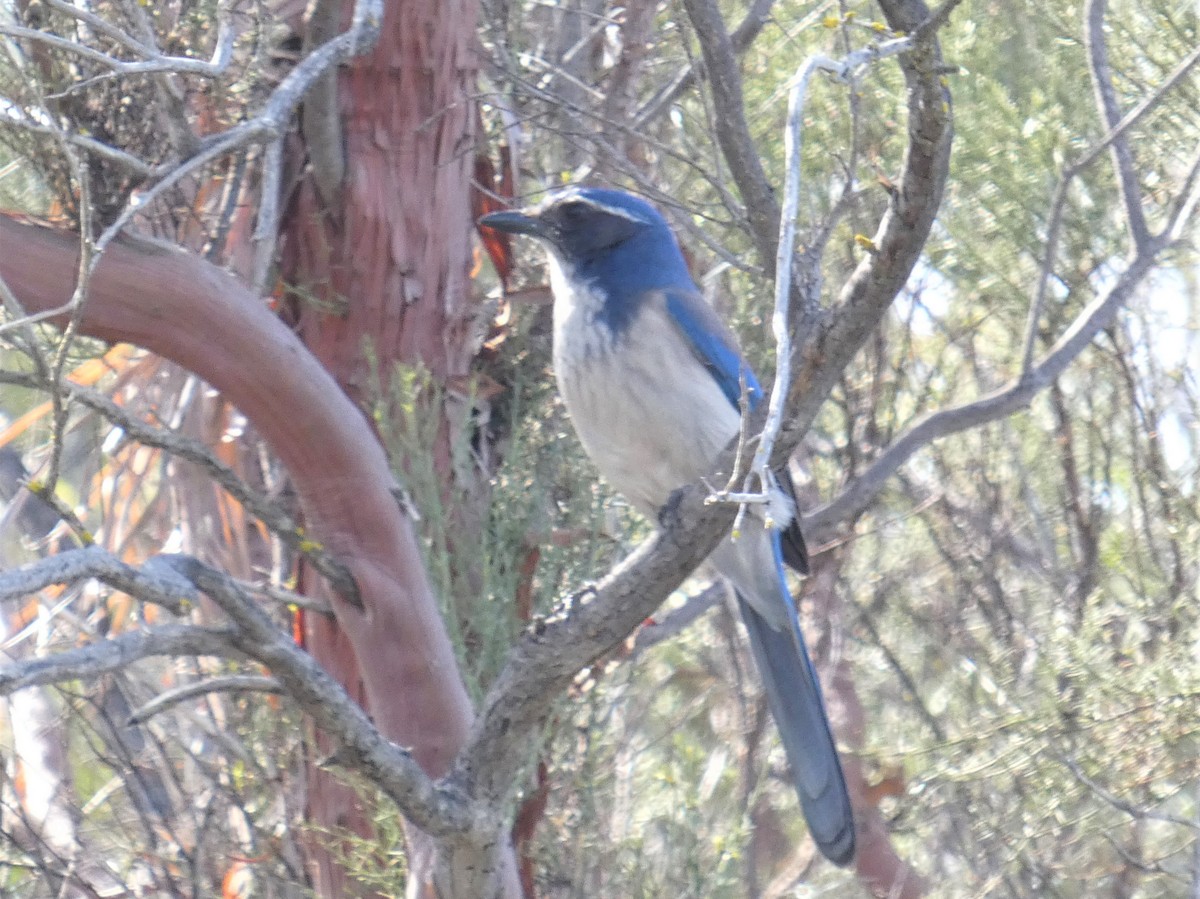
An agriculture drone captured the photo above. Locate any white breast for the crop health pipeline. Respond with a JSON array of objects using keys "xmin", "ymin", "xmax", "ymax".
[{"xmin": 548, "ymin": 260, "xmax": 741, "ymax": 517}]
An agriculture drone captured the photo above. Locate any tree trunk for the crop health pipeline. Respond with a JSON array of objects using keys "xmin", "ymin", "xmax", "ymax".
[{"xmin": 278, "ymin": 0, "xmax": 505, "ymax": 894}]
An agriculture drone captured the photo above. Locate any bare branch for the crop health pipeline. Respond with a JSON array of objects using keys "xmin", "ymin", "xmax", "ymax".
[
  {"xmin": 632, "ymin": 0, "xmax": 785, "ymax": 131},
  {"xmin": 126, "ymin": 674, "xmax": 283, "ymax": 726},
  {"xmin": 0, "ymin": 370, "xmax": 361, "ymax": 606},
  {"xmin": 1020, "ymin": 175, "xmax": 1069, "ymax": 378},
  {"xmin": 1065, "ymin": 758, "xmax": 1199, "ymax": 830},
  {"xmin": 812, "ymin": 13, "xmax": 1200, "ymax": 535},
  {"xmin": 163, "ymin": 556, "xmax": 478, "ymax": 839},
  {"xmin": 1084, "ymin": 0, "xmax": 1151, "ymax": 251},
  {"xmin": 0, "ymin": 20, "xmax": 231, "ymax": 78},
  {"xmin": 0, "ymin": 545, "xmax": 196, "ymax": 615},
  {"xmin": 806, "ymin": 248, "xmax": 1158, "ymax": 534},
  {"xmin": 0, "ymin": 624, "xmax": 238, "ymax": 695},
  {"xmin": 1022, "ymin": 38, "xmax": 1200, "ymax": 375},
  {"xmin": 0, "ymin": 110, "xmax": 153, "ymax": 177},
  {"xmin": 0, "ymin": 541, "xmax": 476, "ymax": 844},
  {"xmin": 680, "ymin": 0, "xmax": 782, "ymax": 271},
  {"xmin": 630, "ymin": 582, "xmax": 726, "ymax": 659},
  {"xmin": 747, "ymin": 36, "xmax": 914, "ymax": 502},
  {"xmin": 1076, "ymin": 42, "xmax": 1200, "ymax": 179},
  {"xmin": 250, "ymin": 138, "xmax": 285, "ymax": 295},
  {"xmin": 912, "ymin": 0, "xmax": 967, "ymax": 41},
  {"xmin": 780, "ymin": 0, "xmax": 955, "ymax": 446},
  {"xmin": 1, "ymin": 0, "xmax": 384, "ymax": 285},
  {"xmin": 1165, "ymin": 139, "xmax": 1200, "ymax": 242}
]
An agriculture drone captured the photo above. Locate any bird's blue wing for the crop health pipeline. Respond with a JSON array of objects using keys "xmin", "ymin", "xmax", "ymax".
[
  {"xmin": 663, "ymin": 289, "xmax": 762, "ymax": 412},
  {"xmin": 662, "ymin": 288, "xmax": 808, "ymax": 573}
]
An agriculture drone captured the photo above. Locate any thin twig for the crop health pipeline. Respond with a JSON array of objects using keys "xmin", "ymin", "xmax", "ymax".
[
  {"xmin": 126, "ymin": 675, "xmax": 284, "ymax": 725},
  {"xmin": 631, "ymin": 0, "xmax": 793, "ymax": 131},
  {"xmin": 1164, "ymin": 139, "xmax": 1200, "ymax": 242},
  {"xmin": 44, "ymin": 144, "xmax": 93, "ymax": 495},
  {"xmin": 680, "ymin": 0, "xmax": 782, "ymax": 270},
  {"xmin": 1064, "ymin": 757, "xmax": 1198, "ymax": 830}
]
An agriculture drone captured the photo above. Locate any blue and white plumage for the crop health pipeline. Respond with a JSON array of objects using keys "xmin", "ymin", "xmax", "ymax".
[{"xmin": 481, "ymin": 187, "xmax": 855, "ymax": 866}]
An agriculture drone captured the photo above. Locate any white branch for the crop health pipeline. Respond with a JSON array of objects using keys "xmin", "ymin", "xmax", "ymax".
[
  {"xmin": 711, "ymin": 35, "xmax": 914, "ymax": 517},
  {"xmin": 0, "ymin": 20, "xmax": 232, "ymax": 78}
]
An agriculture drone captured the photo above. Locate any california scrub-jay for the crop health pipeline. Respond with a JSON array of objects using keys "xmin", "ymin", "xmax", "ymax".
[{"xmin": 481, "ymin": 187, "xmax": 855, "ymax": 866}]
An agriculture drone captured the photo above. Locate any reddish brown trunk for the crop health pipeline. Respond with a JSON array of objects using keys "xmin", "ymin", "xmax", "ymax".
[
  {"xmin": 277, "ymin": 0, "xmax": 485, "ymax": 893},
  {"xmin": 283, "ymin": 0, "xmax": 478, "ymax": 393}
]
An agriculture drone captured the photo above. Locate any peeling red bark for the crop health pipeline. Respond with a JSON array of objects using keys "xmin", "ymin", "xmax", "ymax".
[{"xmin": 282, "ymin": 0, "xmax": 479, "ymax": 396}]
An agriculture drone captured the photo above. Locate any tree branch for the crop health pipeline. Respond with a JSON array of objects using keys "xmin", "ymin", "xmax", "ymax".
[
  {"xmin": 781, "ymin": 0, "xmax": 955, "ymax": 445},
  {"xmin": 0, "ymin": 547, "xmax": 476, "ymax": 839},
  {"xmin": 1084, "ymin": 0, "xmax": 1150, "ymax": 251},
  {"xmin": 0, "ymin": 624, "xmax": 239, "ymax": 695},
  {"xmin": 0, "ymin": 545, "xmax": 195, "ymax": 616},
  {"xmin": 452, "ymin": 480, "xmax": 744, "ymax": 812},
  {"xmin": 0, "ymin": 18, "xmax": 233, "ymax": 79},
  {"xmin": 744, "ymin": 35, "xmax": 916, "ymax": 505},
  {"xmin": 0, "ymin": 370, "xmax": 360, "ymax": 604},
  {"xmin": 632, "ymin": 0, "xmax": 780, "ymax": 131},
  {"xmin": 126, "ymin": 674, "xmax": 283, "ymax": 725},
  {"xmin": 680, "ymin": 0, "xmax": 782, "ymax": 271},
  {"xmin": 805, "ymin": 247, "xmax": 1159, "ymax": 534},
  {"xmin": 1022, "ymin": 37, "xmax": 1200, "ymax": 376},
  {"xmin": 807, "ymin": 11, "xmax": 1200, "ymax": 537},
  {"xmin": 147, "ymin": 556, "xmax": 475, "ymax": 838}
]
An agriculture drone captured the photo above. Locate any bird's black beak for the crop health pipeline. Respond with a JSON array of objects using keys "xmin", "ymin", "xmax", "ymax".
[{"xmin": 478, "ymin": 209, "xmax": 551, "ymax": 240}]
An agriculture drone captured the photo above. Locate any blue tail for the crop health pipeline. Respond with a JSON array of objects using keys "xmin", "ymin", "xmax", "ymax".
[{"xmin": 737, "ymin": 557, "xmax": 856, "ymax": 865}]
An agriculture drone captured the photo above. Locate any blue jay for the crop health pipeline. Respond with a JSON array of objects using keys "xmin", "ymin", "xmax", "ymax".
[{"xmin": 481, "ymin": 187, "xmax": 855, "ymax": 866}]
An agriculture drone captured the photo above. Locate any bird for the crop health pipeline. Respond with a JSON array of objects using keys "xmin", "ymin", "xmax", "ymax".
[{"xmin": 480, "ymin": 186, "xmax": 855, "ymax": 866}]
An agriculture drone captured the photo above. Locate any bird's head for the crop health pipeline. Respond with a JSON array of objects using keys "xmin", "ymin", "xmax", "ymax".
[{"xmin": 480, "ymin": 187, "xmax": 694, "ymax": 300}]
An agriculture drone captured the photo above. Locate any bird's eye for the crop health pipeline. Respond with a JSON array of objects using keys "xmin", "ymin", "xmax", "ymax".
[{"xmin": 557, "ymin": 201, "xmax": 587, "ymax": 223}]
